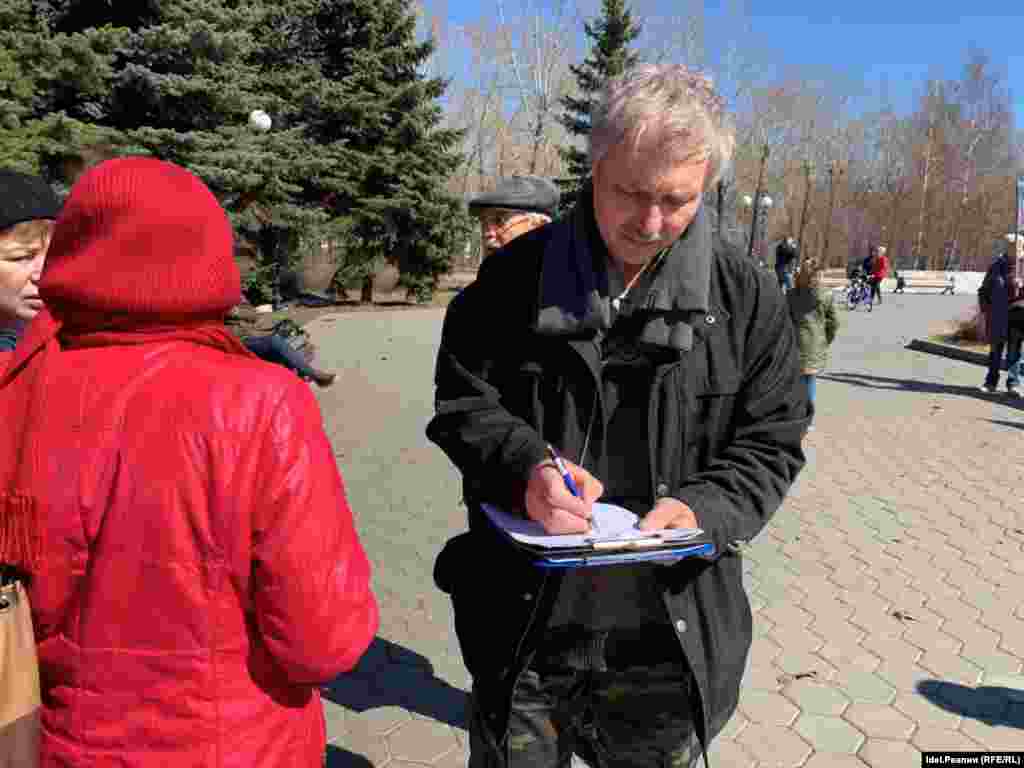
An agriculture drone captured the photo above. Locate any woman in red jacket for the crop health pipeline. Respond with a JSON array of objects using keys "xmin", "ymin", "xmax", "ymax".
[
  {"xmin": 868, "ymin": 244, "xmax": 889, "ymax": 305},
  {"xmin": 0, "ymin": 158, "xmax": 378, "ymax": 768}
]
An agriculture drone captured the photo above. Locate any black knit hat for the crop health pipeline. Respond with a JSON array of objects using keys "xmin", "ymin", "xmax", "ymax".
[
  {"xmin": 468, "ymin": 176, "xmax": 560, "ymax": 218},
  {"xmin": 0, "ymin": 169, "xmax": 62, "ymax": 232}
]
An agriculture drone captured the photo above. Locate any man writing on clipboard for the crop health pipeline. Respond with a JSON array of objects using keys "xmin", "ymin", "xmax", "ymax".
[{"xmin": 427, "ymin": 65, "xmax": 809, "ymax": 768}]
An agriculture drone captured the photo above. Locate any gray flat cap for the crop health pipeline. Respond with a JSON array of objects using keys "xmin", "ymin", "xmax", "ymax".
[{"xmin": 468, "ymin": 176, "xmax": 560, "ymax": 218}]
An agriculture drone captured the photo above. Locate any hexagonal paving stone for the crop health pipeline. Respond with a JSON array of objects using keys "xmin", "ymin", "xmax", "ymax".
[
  {"xmin": 749, "ymin": 636, "xmax": 784, "ymax": 664},
  {"xmin": 802, "ymin": 755, "xmax": 868, "ymax": 768},
  {"xmin": 335, "ymin": 718, "xmax": 392, "ymax": 767},
  {"xmin": 717, "ymin": 713, "xmax": 750, "ymax": 741},
  {"xmin": 874, "ymin": 661, "xmax": 935, "ymax": 693},
  {"xmin": 386, "ymin": 719, "xmax": 460, "ymax": 764},
  {"xmin": 742, "ymin": 664, "xmax": 784, "ymax": 691},
  {"xmin": 828, "ymin": 566, "xmax": 873, "ymax": 591},
  {"xmin": 917, "ymin": 649, "xmax": 984, "ymax": 686},
  {"xmin": 349, "ymin": 706, "xmax": 414, "ymax": 736},
  {"xmin": 978, "ymin": 673, "xmax": 1024, "ymax": 694},
  {"xmin": 843, "ymin": 703, "xmax": 916, "ymax": 740},
  {"xmin": 967, "ymin": 649, "xmax": 1024, "ymax": 678},
  {"xmin": 736, "ymin": 724, "xmax": 812, "ymax": 767},
  {"xmin": 806, "ymin": 607, "xmax": 858, "ymax": 635},
  {"xmin": 738, "ymin": 690, "xmax": 800, "ymax": 726},
  {"xmin": 765, "ymin": 623, "xmax": 825, "ymax": 654},
  {"xmin": 999, "ymin": 631, "xmax": 1024, "ymax": 659},
  {"xmin": 782, "ymin": 679, "xmax": 850, "ymax": 716},
  {"xmin": 960, "ymin": 718, "xmax": 1024, "ymax": 750},
  {"xmin": 760, "ymin": 603, "xmax": 815, "ymax": 629},
  {"xmin": 848, "ymin": 609, "xmax": 906, "ymax": 636},
  {"xmin": 838, "ymin": 588, "xmax": 891, "ymax": 616},
  {"xmin": 891, "ymin": 692, "xmax": 963, "ymax": 731},
  {"xmin": 930, "ymin": 596, "xmax": 983, "ymax": 624},
  {"xmin": 833, "ymin": 668, "xmax": 897, "ymax": 704},
  {"xmin": 940, "ymin": 618, "xmax": 1000, "ymax": 651},
  {"xmin": 858, "ymin": 737, "xmax": 922, "ymax": 767},
  {"xmin": 902, "ymin": 623, "xmax": 963, "ymax": 654},
  {"xmin": 322, "ymin": 698, "xmax": 347, "ymax": 740},
  {"xmin": 432, "ymin": 747, "xmax": 470, "ymax": 768},
  {"xmin": 911, "ymin": 728, "xmax": 982, "ymax": 752},
  {"xmin": 705, "ymin": 737, "xmax": 757, "ymax": 768},
  {"xmin": 794, "ymin": 714, "xmax": 865, "ymax": 753},
  {"xmin": 817, "ymin": 637, "xmax": 882, "ymax": 672},
  {"xmin": 775, "ymin": 651, "xmax": 837, "ymax": 680}
]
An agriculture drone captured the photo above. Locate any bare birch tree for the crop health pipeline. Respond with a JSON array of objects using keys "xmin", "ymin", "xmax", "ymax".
[{"xmin": 495, "ymin": 0, "xmax": 577, "ymax": 176}]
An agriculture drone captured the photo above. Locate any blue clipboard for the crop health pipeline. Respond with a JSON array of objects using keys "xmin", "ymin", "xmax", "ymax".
[{"xmin": 535, "ymin": 541, "xmax": 715, "ymax": 569}]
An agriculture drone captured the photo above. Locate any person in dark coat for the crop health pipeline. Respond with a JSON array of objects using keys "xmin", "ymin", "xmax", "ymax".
[
  {"xmin": 774, "ymin": 236, "xmax": 799, "ymax": 292},
  {"xmin": 978, "ymin": 249, "xmax": 1018, "ymax": 395},
  {"xmin": 426, "ymin": 64, "xmax": 809, "ymax": 768}
]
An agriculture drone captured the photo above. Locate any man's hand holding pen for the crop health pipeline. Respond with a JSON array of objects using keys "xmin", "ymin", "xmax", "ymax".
[{"xmin": 525, "ymin": 448, "xmax": 604, "ymax": 535}]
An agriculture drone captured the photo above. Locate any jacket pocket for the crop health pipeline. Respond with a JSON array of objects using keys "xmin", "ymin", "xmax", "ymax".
[
  {"xmin": 436, "ymin": 531, "xmax": 534, "ymax": 680},
  {"xmin": 685, "ymin": 357, "xmax": 742, "ymax": 468}
]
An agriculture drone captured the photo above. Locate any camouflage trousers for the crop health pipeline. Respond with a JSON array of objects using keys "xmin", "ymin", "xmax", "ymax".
[{"xmin": 469, "ymin": 628, "xmax": 701, "ymax": 768}]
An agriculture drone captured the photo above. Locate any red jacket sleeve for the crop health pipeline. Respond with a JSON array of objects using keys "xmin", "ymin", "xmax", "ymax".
[
  {"xmin": 872, "ymin": 255, "xmax": 889, "ymax": 280},
  {"xmin": 251, "ymin": 378, "xmax": 378, "ymax": 684}
]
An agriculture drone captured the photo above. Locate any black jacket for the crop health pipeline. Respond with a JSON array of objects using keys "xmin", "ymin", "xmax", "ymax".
[{"xmin": 426, "ymin": 208, "xmax": 809, "ymax": 757}]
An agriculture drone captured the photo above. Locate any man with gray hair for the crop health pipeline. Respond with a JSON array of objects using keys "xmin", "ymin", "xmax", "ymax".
[
  {"xmin": 469, "ymin": 176, "xmax": 560, "ymax": 259},
  {"xmin": 428, "ymin": 64, "xmax": 808, "ymax": 767}
]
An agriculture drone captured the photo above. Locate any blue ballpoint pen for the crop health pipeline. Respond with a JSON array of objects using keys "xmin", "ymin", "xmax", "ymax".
[
  {"xmin": 546, "ymin": 444, "xmax": 599, "ymax": 534},
  {"xmin": 545, "ymin": 444, "xmax": 580, "ymax": 496}
]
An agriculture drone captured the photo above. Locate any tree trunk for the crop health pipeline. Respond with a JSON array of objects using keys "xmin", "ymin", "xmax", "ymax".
[
  {"xmin": 529, "ymin": 114, "xmax": 544, "ymax": 175},
  {"xmin": 360, "ymin": 274, "xmax": 374, "ymax": 304},
  {"xmin": 797, "ymin": 160, "xmax": 812, "ymax": 252},
  {"xmin": 746, "ymin": 144, "xmax": 769, "ymax": 262},
  {"xmin": 823, "ymin": 164, "xmax": 839, "ymax": 268},
  {"xmin": 716, "ymin": 179, "xmax": 726, "ymax": 239},
  {"xmin": 914, "ymin": 121, "xmax": 934, "ymax": 270}
]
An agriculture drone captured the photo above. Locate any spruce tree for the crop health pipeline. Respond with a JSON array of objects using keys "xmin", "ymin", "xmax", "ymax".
[
  {"xmin": 558, "ymin": 0, "xmax": 641, "ymax": 214},
  {"xmin": 309, "ymin": 0, "xmax": 469, "ymax": 301},
  {"xmin": 0, "ymin": 0, "xmax": 467, "ymax": 302}
]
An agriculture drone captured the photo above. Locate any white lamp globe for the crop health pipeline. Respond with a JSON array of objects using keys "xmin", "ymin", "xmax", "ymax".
[
  {"xmin": 248, "ymin": 109, "xmax": 272, "ymax": 133},
  {"xmin": 742, "ymin": 194, "xmax": 753, "ymax": 207}
]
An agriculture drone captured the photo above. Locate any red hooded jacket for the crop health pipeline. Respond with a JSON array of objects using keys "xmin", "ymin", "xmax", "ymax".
[
  {"xmin": 871, "ymin": 252, "xmax": 889, "ymax": 281},
  {"xmin": 0, "ymin": 159, "xmax": 377, "ymax": 767}
]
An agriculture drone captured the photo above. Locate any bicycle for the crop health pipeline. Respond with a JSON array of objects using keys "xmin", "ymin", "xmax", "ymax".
[{"xmin": 845, "ymin": 275, "xmax": 873, "ymax": 312}]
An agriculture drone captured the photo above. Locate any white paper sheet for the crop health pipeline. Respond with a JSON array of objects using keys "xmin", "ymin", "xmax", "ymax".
[{"xmin": 481, "ymin": 502, "xmax": 704, "ymax": 549}]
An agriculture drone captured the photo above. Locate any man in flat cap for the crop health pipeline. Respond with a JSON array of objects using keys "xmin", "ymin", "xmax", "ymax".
[{"xmin": 468, "ymin": 176, "xmax": 560, "ymax": 259}]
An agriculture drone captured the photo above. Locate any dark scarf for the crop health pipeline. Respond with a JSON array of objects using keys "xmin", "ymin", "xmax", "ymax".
[{"xmin": 535, "ymin": 182, "xmax": 712, "ymax": 351}]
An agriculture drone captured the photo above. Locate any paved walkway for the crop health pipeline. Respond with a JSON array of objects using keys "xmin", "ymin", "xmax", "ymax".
[{"xmin": 305, "ymin": 292, "xmax": 1024, "ymax": 767}]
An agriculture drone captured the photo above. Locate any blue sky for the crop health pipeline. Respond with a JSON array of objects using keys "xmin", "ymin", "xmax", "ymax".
[{"xmin": 432, "ymin": 0, "xmax": 1023, "ymax": 122}]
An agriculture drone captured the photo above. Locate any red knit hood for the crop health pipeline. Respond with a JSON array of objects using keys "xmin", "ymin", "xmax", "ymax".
[{"xmin": 0, "ymin": 158, "xmax": 253, "ymax": 571}]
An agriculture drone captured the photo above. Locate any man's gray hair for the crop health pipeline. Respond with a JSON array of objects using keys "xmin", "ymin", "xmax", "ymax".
[{"xmin": 589, "ymin": 64, "xmax": 736, "ymax": 190}]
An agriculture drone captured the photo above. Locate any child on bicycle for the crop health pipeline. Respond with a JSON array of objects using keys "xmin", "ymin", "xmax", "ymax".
[{"xmin": 788, "ymin": 258, "xmax": 840, "ymax": 430}]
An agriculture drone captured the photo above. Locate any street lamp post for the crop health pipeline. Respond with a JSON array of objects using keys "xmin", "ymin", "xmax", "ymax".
[
  {"xmin": 247, "ymin": 109, "xmax": 284, "ymax": 309},
  {"xmin": 822, "ymin": 162, "xmax": 842, "ymax": 268}
]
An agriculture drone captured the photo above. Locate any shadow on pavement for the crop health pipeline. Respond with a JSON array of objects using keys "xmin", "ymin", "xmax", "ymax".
[
  {"xmin": 819, "ymin": 372, "xmax": 1024, "ymax": 411},
  {"xmin": 988, "ymin": 419, "xmax": 1024, "ymax": 431},
  {"xmin": 322, "ymin": 636, "xmax": 469, "ymax": 730},
  {"xmin": 917, "ymin": 680, "xmax": 1024, "ymax": 727},
  {"xmin": 325, "ymin": 744, "xmax": 375, "ymax": 768}
]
